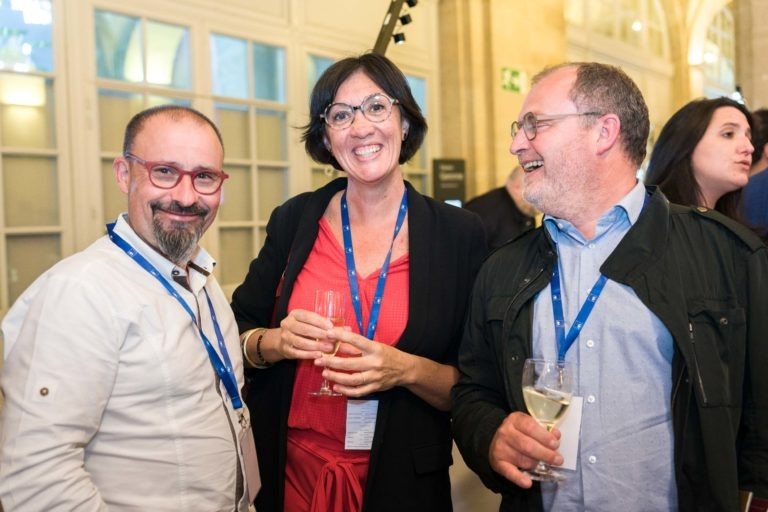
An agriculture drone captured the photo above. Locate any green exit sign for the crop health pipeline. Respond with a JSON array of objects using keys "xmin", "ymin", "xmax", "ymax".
[{"xmin": 501, "ymin": 67, "xmax": 526, "ymax": 93}]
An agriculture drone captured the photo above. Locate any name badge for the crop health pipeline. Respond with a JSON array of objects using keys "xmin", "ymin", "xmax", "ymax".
[
  {"xmin": 237, "ymin": 410, "xmax": 260, "ymax": 503},
  {"xmin": 556, "ymin": 395, "xmax": 583, "ymax": 471},
  {"xmin": 345, "ymin": 399, "xmax": 379, "ymax": 450}
]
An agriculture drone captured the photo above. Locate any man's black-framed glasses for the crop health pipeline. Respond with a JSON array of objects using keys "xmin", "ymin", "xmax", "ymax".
[
  {"xmin": 124, "ymin": 152, "xmax": 229, "ymax": 195},
  {"xmin": 321, "ymin": 93, "xmax": 400, "ymax": 130},
  {"xmin": 511, "ymin": 111, "xmax": 602, "ymax": 141}
]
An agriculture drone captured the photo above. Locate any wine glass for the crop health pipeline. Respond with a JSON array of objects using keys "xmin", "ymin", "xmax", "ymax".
[
  {"xmin": 521, "ymin": 358, "xmax": 575, "ymax": 482},
  {"xmin": 309, "ymin": 289, "xmax": 345, "ymax": 397}
]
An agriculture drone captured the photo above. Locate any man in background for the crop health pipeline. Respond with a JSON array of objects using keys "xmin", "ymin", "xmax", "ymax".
[
  {"xmin": 0, "ymin": 105, "xmax": 258, "ymax": 511},
  {"xmin": 464, "ymin": 165, "xmax": 539, "ymax": 249}
]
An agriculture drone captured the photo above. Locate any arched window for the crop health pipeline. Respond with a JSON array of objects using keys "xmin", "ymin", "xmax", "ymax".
[
  {"xmin": 565, "ymin": 0, "xmax": 670, "ymax": 59},
  {"xmin": 701, "ymin": 4, "xmax": 736, "ymax": 98}
]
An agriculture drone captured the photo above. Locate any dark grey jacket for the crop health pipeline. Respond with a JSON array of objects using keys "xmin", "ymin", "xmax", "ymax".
[
  {"xmin": 452, "ymin": 186, "xmax": 768, "ymax": 512},
  {"xmin": 232, "ymin": 178, "xmax": 487, "ymax": 512}
]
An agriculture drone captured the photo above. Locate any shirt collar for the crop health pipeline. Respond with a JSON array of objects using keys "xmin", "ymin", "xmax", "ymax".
[
  {"xmin": 543, "ymin": 180, "xmax": 646, "ymax": 245},
  {"xmin": 113, "ymin": 214, "xmax": 215, "ymax": 290}
]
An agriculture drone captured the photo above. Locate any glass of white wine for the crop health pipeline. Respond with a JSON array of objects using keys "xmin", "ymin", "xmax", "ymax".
[
  {"xmin": 309, "ymin": 289, "xmax": 345, "ymax": 397},
  {"xmin": 521, "ymin": 358, "xmax": 575, "ymax": 482}
]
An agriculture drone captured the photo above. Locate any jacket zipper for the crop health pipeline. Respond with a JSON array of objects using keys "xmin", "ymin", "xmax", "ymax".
[{"xmin": 687, "ymin": 321, "xmax": 708, "ymax": 406}]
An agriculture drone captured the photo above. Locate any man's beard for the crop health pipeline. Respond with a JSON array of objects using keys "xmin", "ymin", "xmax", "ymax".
[{"xmin": 151, "ymin": 200, "xmax": 208, "ymax": 265}]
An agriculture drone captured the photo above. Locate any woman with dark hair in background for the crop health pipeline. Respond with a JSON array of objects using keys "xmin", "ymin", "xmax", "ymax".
[
  {"xmin": 646, "ymin": 97, "xmax": 754, "ymax": 221},
  {"xmin": 231, "ymin": 52, "xmax": 486, "ymax": 512}
]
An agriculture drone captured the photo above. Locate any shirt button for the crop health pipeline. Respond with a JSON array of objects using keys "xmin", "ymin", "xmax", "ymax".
[
  {"xmin": 588, "ymin": 243, "xmax": 595, "ymax": 249},
  {"xmin": 587, "ymin": 395, "xmax": 596, "ymax": 403},
  {"xmin": 40, "ymin": 387, "xmax": 49, "ymax": 396},
  {"xmin": 588, "ymin": 455, "xmax": 597, "ymax": 464},
  {"xmin": 586, "ymin": 339, "xmax": 595, "ymax": 348}
]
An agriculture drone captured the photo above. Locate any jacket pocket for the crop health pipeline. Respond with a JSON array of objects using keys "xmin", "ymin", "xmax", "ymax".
[
  {"xmin": 688, "ymin": 299, "xmax": 746, "ymax": 407},
  {"xmin": 485, "ymin": 296, "xmax": 512, "ymax": 357}
]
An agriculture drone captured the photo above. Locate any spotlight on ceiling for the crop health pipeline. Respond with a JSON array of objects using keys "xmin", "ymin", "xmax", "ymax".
[
  {"xmin": 406, "ymin": 0, "xmax": 418, "ymax": 7},
  {"xmin": 393, "ymin": 32, "xmax": 406, "ymax": 45},
  {"xmin": 399, "ymin": 13, "xmax": 412, "ymax": 25}
]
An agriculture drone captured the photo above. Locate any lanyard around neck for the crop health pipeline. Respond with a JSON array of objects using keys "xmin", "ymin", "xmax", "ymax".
[
  {"xmin": 550, "ymin": 263, "xmax": 607, "ymax": 361},
  {"xmin": 550, "ymin": 188, "xmax": 650, "ymax": 360},
  {"xmin": 107, "ymin": 223, "xmax": 243, "ymax": 410},
  {"xmin": 340, "ymin": 188, "xmax": 408, "ymax": 340}
]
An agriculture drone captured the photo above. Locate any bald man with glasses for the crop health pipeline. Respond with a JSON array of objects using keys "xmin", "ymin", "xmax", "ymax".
[{"xmin": 1, "ymin": 105, "xmax": 259, "ymax": 511}]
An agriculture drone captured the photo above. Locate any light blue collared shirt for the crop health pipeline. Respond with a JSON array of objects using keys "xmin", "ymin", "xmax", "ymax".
[{"xmin": 533, "ymin": 181, "xmax": 677, "ymax": 511}]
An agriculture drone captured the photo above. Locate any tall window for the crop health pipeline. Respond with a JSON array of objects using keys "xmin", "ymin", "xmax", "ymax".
[
  {"xmin": 702, "ymin": 4, "xmax": 735, "ymax": 98},
  {"xmin": 210, "ymin": 35, "xmax": 289, "ymax": 287},
  {"xmin": 94, "ymin": 9, "xmax": 192, "ymax": 224},
  {"xmin": 0, "ymin": 0, "xmax": 61, "ymax": 309}
]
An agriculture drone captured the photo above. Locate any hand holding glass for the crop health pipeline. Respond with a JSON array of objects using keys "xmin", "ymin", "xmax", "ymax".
[
  {"xmin": 310, "ymin": 290, "xmax": 345, "ymax": 397},
  {"xmin": 521, "ymin": 358, "xmax": 574, "ymax": 482}
]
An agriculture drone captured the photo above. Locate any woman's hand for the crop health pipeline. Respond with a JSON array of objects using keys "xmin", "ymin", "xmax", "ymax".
[
  {"xmin": 314, "ymin": 328, "xmax": 411, "ymax": 396},
  {"xmin": 263, "ymin": 309, "xmax": 337, "ymax": 362},
  {"xmin": 314, "ymin": 328, "xmax": 458, "ymax": 411}
]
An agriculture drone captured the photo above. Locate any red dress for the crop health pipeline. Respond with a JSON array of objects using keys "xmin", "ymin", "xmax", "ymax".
[{"xmin": 284, "ymin": 218, "xmax": 409, "ymax": 512}]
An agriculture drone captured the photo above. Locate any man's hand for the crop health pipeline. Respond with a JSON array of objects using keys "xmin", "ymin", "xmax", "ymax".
[{"xmin": 488, "ymin": 411, "xmax": 563, "ymax": 488}]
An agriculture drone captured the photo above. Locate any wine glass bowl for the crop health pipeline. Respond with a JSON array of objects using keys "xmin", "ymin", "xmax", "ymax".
[
  {"xmin": 521, "ymin": 358, "xmax": 575, "ymax": 481},
  {"xmin": 310, "ymin": 289, "xmax": 345, "ymax": 397}
]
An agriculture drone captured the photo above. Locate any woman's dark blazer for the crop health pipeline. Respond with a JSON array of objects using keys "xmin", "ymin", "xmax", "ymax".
[{"xmin": 231, "ymin": 178, "xmax": 487, "ymax": 512}]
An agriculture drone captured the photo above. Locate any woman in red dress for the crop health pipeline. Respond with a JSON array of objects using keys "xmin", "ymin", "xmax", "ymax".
[{"xmin": 233, "ymin": 52, "xmax": 487, "ymax": 512}]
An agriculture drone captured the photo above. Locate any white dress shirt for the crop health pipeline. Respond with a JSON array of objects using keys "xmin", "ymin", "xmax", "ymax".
[{"xmin": 1, "ymin": 214, "xmax": 252, "ymax": 511}]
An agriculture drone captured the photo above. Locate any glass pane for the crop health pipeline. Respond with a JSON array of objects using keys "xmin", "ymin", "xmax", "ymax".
[
  {"xmin": 590, "ymin": 0, "xmax": 614, "ymax": 37},
  {"xmin": 146, "ymin": 20, "xmax": 190, "ymax": 89},
  {"xmin": 147, "ymin": 95, "xmax": 190, "ymax": 107},
  {"xmin": 3, "ymin": 155, "xmax": 58, "ymax": 226},
  {"xmin": 211, "ymin": 34, "xmax": 248, "ymax": 99},
  {"xmin": 216, "ymin": 103, "xmax": 251, "ymax": 159},
  {"xmin": 257, "ymin": 166, "xmax": 286, "ymax": 219},
  {"xmin": 256, "ymin": 109, "xmax": 286, "ymax": 161},
  {"xmin": 405, "ymin": 74, "xmax": 427, "ymax": 118},
  {"xmin": 102, "ymin": 158, "xmax": 124, "ymax": 222},
  {"xmin": 219, "ymin": 165, "xmax": 252, "ymax": 222},
  {"xmin": 94, "ymin": 10, "xmax": 143, "ymax": 82},
  {"xmin": 307, "ymin": 54, "xmax": 334, "ymax": 94},
  {"xmin": 0, "ymin": 0, "xmax": 53, "ymax": 72},
  {"xmin": 252, "ymin": 43, "xmax": 285, "ymax": 101},
  {"xmin": 0, "ymin": 73, "xmax": 55, "ymax": 148},
  {"xmin": 219, "ymin": 228, "xmax": 254, "ymax": 285},
  {"xmin": 6, "ymin": 234, "xmax": 61, "ymax": 304},
  {"xmin": 98, "ymin": 89, "xmax": 143, "ymax": 152}
]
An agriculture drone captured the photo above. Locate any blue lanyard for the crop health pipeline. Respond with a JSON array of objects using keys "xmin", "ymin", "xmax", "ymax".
[
  {"xmin": 550, "ymin": 264, "xmax": 608, "ymax": 361},
  {"xmin": 341, "ymin": 188, "xmax": 408, "ymax": 339},
  {"xmin": 107, "ymin": 223, "xmax": 243, "ymax": 411},
  {"xmin": 550, "ymin": 188, "xmax": 649, "ymax": 360}
]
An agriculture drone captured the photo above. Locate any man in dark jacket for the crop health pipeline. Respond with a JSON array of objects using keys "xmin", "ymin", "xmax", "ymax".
[{"xmin": 452, "ymin": 62, "xmax": 768, "ymax": 512}]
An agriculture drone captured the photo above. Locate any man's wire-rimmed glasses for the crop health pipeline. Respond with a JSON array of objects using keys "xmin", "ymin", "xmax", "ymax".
[
  {"xmin": 321, "ymin": 93, "xmax": 400, "ymax": 130},
  {"xmin": 124, "ymin": 152, "xmax": 229, "ymax": 195},
  {"xmin": 511, "ymin": 111, "xmax": 603, "ymax": 141}
]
